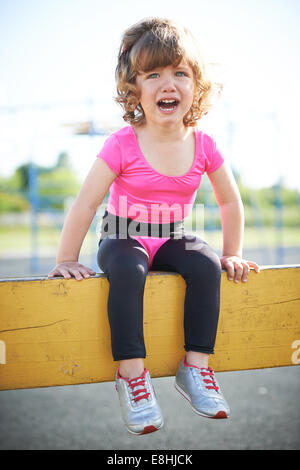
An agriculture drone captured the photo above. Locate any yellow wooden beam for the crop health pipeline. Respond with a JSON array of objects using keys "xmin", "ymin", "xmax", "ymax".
[{"xmin": 0, "ymin": 266, "xmax": 299, "ymax": 391}]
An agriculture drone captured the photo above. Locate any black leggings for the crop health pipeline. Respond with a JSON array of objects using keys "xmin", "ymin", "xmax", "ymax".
[{"xmin": 97, "ymin": 235, "xmax": 221, "ymax": 361}]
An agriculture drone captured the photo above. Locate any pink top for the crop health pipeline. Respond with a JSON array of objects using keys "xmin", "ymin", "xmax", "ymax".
[{"xmin": 97, "ymin": 125, "xmax": 224, "ymax": 224}]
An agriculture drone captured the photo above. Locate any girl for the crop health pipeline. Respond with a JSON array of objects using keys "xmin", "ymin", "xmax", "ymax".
[{"xmin": 49, "ymin": 18, "xmax": 260, "ymax": 435}]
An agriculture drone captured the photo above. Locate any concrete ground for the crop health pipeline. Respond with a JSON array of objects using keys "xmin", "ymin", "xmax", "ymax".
[{"xmin": 0, "ymin": 367, "xmax": 299, "ymax": 450}]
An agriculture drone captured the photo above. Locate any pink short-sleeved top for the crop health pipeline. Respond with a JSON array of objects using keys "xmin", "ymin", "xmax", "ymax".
[{"xmin": 97, "ymin": 125, "xmax": 224, "ymax": 225}]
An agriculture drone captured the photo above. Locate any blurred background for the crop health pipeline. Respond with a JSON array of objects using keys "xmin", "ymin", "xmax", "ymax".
[
  {"xmin": 0, "ymin": 0, "xmax": 299, "ymax": 277},
  {"xmin": 0, "ymin": 0, "xmax": 300, "ymax": 452}
]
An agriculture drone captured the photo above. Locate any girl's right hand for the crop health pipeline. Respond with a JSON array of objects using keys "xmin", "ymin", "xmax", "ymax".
[{"xmin": 48, "ymin": 262, "xmax": 96, "ymax": 281}]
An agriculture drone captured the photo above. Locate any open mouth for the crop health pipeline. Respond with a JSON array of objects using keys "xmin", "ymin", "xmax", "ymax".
[{"xmin": 157, "ymin": 99, "xmax": 179, "ymax": 111}]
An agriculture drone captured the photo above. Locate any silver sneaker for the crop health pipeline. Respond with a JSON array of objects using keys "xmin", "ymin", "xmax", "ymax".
[
  {"xmin": 175, "ymin": 357, "xmax": 230, "ymax": 419},
  {"xmin": 115, "ymin": 368, "xmax": 164, "ymax": 435}
]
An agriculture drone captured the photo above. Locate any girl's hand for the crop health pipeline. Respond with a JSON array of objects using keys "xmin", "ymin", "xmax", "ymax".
[
  {"xmin": 48, "ymin": 262, "xmax": 96, "ymax": 281},
  {"xmin": 220, "ymin": 256, "xmax": 260, "ymax": 283}
]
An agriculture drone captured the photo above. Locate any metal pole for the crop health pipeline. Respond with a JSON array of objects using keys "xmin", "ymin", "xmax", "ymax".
[
  {"xmin": 28, "ymin": 162, "xmax": 39, "ymax": 273},
  {"xmin": 274, "ymin": 179, "xmax": 284, "ymax": 265}
]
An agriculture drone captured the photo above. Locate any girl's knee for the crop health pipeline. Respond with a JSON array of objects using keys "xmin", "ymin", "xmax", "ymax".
[
  {"xmin": 205, "ymin": 249, "xmax": 222, "ymax": 273},
  {"xmin": 107, "ymin": 252, "xmax": 148, "ymax": 283},
  {"xmin": 185, "ymin": 247, "xmax": 221, "ymax": 282},
  {"xmin": 97, "ymin": 238, "xmax": 149, "ymax": 282}
]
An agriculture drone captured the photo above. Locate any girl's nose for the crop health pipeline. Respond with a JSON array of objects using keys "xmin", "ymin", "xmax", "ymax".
[{"xmin": 161, "ymin": 75, "xmax": 176, "ymax": 92}]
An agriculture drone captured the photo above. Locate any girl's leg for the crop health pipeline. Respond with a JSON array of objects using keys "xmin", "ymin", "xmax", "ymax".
[
  {"xmin": 97, "ymin": 237, "xmax": 149, "ymax": 378},
  {"xmin": 151, "ymin": 235, "xmax": 230, "ymax": 419},
  {"xmin": 151, "ymin": 234, "xmax": 222, "ymax": 365},
  {"xmin": 98, "ymin": 237, "xmax": 164, "ymax": 434}
]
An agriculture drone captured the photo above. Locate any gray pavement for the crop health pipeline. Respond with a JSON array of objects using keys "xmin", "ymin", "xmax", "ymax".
[{"xmin": 0, "ymin": 367, "xmax": 299, "ymax": 450}]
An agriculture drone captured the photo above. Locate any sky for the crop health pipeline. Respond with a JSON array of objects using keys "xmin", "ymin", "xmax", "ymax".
[{"xmin": 1, "ymin": 0, "xmax": 300, "ymax": 189}]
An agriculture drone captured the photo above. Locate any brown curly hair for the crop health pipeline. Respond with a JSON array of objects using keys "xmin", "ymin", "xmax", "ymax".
[{"xmin": 115, "ymin": 18, "xmax": 222, "ymax": 127}]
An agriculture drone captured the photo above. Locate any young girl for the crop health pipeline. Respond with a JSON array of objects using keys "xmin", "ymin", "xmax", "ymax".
[{"xmin": 49, "ymin": 18, "xmax": 260, "ymax": 435}]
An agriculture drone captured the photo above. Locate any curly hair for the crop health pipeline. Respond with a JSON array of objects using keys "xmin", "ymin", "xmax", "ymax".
[{"xmin": 115, "ymin": 18, "xmax": 222, "ymax": 127}]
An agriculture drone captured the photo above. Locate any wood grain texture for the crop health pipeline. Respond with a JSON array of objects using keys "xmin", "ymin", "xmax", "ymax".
[{"xmin": 0, "ymin": 266, "xmax": 299, "ymax": 390}]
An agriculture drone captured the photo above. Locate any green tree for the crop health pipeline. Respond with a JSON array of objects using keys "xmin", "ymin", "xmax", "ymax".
[
  {"xmin": 0, "ymin": 152, "xmax": 81, "ymax": 213},
  {"xmin": 55, "ymin": 152, "xmax": 72, "ymax": 169},
  {"xmin": 38, "ymin": 166, "xmax": 80, "ymax": 210}
]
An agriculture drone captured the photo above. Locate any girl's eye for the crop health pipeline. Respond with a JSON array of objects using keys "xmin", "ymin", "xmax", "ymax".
[
  {"xmin": 147, "ymin": 72, "xmax": 159, "ymax": 79},
  {"xmin": 175, "ymin": 71, "xmax": 187, "ymax": 77}
]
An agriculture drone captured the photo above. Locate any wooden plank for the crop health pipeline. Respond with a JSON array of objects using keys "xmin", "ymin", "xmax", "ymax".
[{"xmin": 0, "ymin": 266, "xmax": 299, "ymax": 391}]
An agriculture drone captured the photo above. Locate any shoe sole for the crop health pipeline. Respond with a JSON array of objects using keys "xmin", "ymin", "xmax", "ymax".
[
  {"xmin": 174, "ymin": 382, "xmax": 228, "ymax": 419},
  {"xmin": 127, "ymin": 421, "xmax": 164, "ymax": 436}
]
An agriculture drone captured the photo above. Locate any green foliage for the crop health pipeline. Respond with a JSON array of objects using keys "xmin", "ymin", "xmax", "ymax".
[
  {"xmin": 0, "ymin": 152, "xmax": 80, "ymax": 213},
  {"xmin": 197, "ymin": 173, "xmax": 300, "ymax": 208},
  {"xmin": 1, "ymin": 159, "xmax": 299, "ymax": 230},
  {"xmin": 0, "ymin": 191, "xmax": 30, "ymax": 213},
  {"xmin": 38, "ymin": 167, "xmax": 80, "ymax": 210},
  {"xmin": 55, "ymin": 152, "xmax": 71, "ymax": 169},
  {"xmin": 194, "ymin": 172, "xmax": 300, "ymax": 229}
]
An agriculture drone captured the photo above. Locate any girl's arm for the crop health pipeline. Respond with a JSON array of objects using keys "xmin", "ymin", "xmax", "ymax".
[
  {"xmin": 48, "ymin": 158, "xmax": 116, "ymax": 280},
  {"xmin": 208, "ymin": 162, "xmax": 260, "ymax": 283}
]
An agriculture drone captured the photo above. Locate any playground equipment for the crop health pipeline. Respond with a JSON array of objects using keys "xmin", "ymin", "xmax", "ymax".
[{"xmin": 0, "ymin": 265, "xmax": 299, "ymax": 391}]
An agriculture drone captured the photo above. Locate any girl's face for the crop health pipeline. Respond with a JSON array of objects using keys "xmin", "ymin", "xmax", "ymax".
[{"xmin": 135, "ymin": 62, "xmax": 195, "ymax": 128}]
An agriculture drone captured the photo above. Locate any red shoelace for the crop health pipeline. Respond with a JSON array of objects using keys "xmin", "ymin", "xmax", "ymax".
[
  {"xmin": 200, "ymin": 367, "xmax": 219, "ymax": 391},
  {"xmin": 128, "ymin": 377, "xmax": 150, "ymax": 402}
]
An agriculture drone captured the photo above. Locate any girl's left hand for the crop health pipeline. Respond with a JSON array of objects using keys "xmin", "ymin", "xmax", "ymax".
[{"xmin": 220, "ymin": 255, "xmax": 260, "ymax": 283}]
